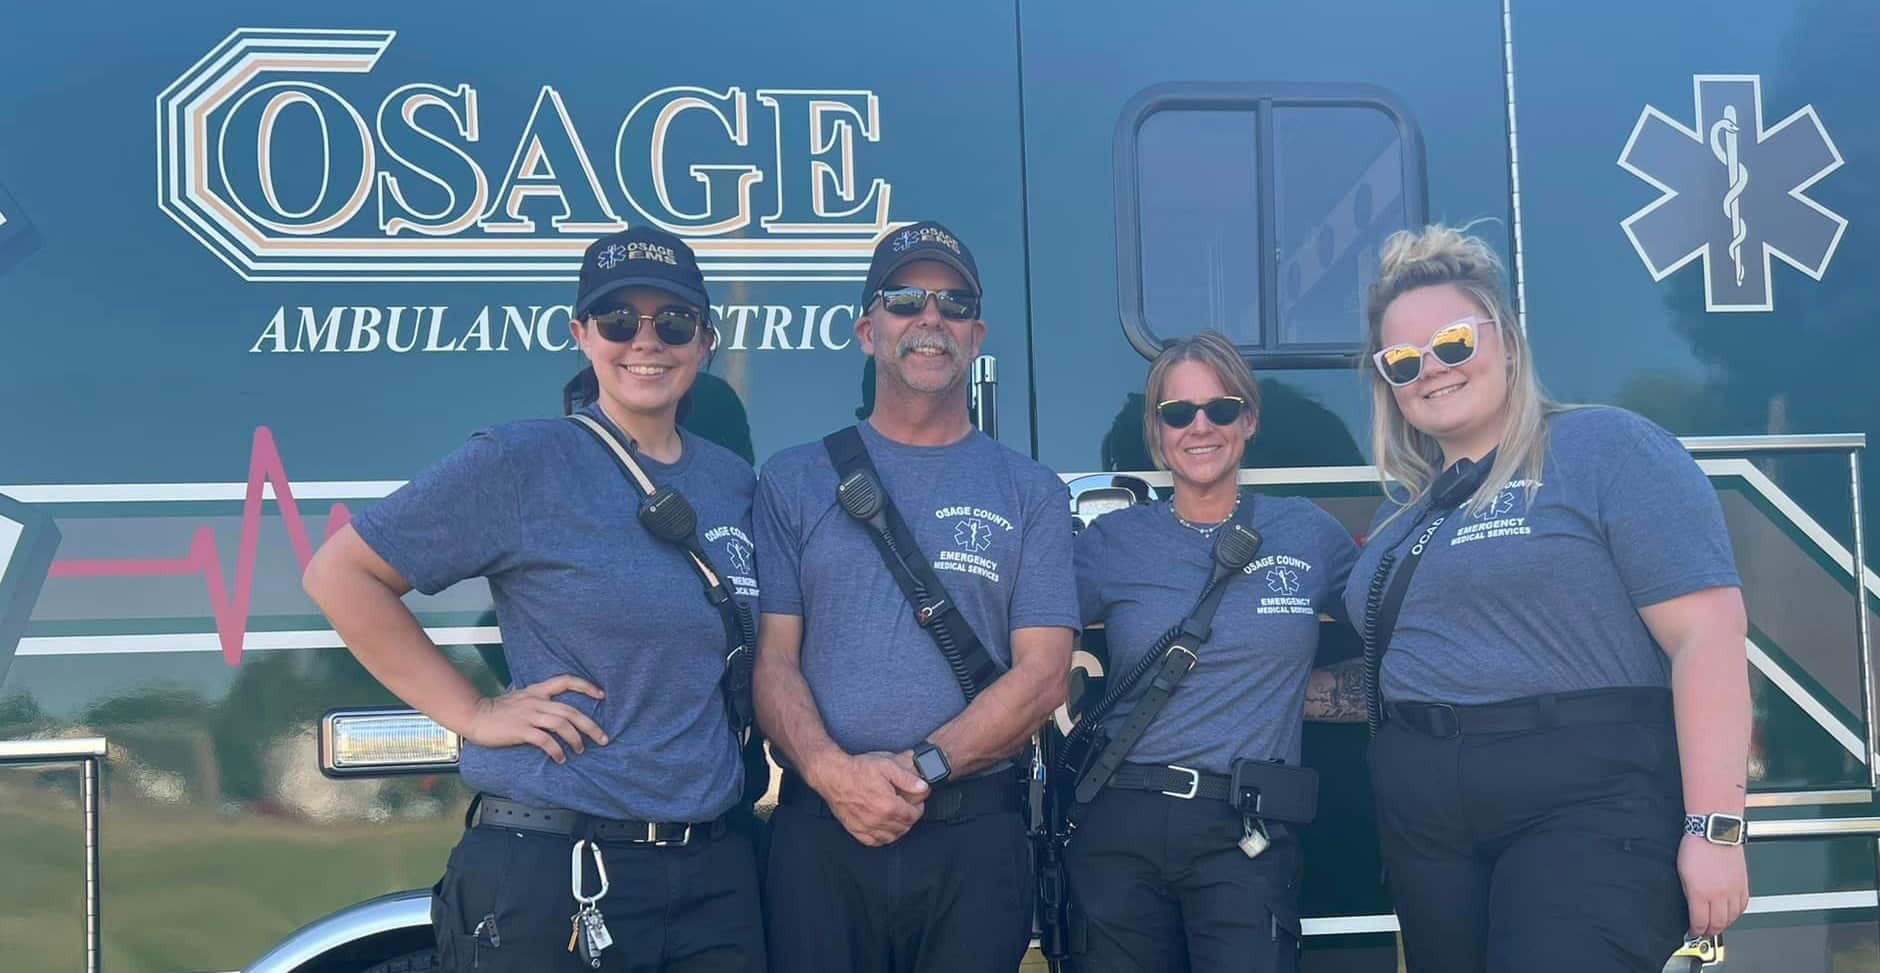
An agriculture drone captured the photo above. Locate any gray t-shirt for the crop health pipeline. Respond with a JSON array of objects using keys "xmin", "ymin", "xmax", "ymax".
[
  {"xmin": 1076, "ymin": 494, "xmax": 1357, "ymax": 771},
  {"xmin": 1342, "ymin": 407, "xmax": 1740, "ymax": 705},
  {"xmin": 754, "ymin": 422, "xmax": 1079, "ymax": 757},
  {"xmin": 352, "ymin": 404, "xmax": 759, "ymax": 821}
]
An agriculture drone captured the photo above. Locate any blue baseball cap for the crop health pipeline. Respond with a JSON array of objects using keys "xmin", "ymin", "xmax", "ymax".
[
  {"xmin": 574, "ymin": 226, "xmax": 711, "ymax": 318},
  {"xmin": 861, "ymin": 220, "xmax": 982, "ymax": 308}
]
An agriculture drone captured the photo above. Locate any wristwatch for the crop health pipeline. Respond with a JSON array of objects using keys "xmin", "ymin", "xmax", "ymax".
[
  {"xmin": 1684, "ymin": 812, "xmax": 1747, "ymax": 846},
  {"xmin": 912, "ymin": 742, "xmax": 952, "ymax": 786}
]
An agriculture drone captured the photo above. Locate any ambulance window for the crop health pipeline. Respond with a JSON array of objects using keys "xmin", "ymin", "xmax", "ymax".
[
  {"xmin": 1138, "ymin": 111, "xmax": 1263, "ymax": 347},
  {"xmin": 1116, "ymin": 85, "xmax": 1426, "ymax": 366},
  {"xmin": 1273, "ymin": 107, "xmax": 1410, "ymax": 347}
]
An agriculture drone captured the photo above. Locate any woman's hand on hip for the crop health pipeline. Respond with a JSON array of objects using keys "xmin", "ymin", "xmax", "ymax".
[{"xmin": 463, "ymin": 674, "xmax": 609, "ymax": 763}]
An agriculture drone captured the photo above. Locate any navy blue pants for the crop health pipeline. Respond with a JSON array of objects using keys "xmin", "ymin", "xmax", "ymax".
[
  {"xmin": 1063, "ymin": 788, "xmax": 1302, "ymax": 973},
  {"xmin": 432, "ymin": 820, "xmax": 765, "ymax": 973},
  {"xmin": 1369, "ymin": 705, "xmax": 1688, "ymax": 973},
  {"xmin": 763, "ymin": 801, "xmax": 1033, "ymax": 973}
]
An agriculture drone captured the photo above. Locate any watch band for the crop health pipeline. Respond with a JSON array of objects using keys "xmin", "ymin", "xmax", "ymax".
[{"xmin": 1685, "ymin": 813, "xmax": 1747, "ymax": 846}]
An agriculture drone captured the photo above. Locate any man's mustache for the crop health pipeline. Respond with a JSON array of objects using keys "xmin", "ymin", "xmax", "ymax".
[{"xmin": 896, "ymin": 330, "xmax": 961, "ymax": 360}]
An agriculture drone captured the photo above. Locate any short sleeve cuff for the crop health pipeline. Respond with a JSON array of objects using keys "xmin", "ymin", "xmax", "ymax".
[{"xmin": 1629, "ymin": 571, "xmax": 1742, "ymax": 610}]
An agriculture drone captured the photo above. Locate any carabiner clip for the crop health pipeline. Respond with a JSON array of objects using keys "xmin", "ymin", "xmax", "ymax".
[{"xmin": 570, "ymin": 839, "xmax": 609, "ymax": 906}]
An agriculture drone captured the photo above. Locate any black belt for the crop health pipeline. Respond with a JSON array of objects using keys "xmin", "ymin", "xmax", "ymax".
[
  {"xmin": 472, "ymin": 794, "xmax": 728, "ymax": 846},
  {"xmin": 779, "ymin": 771, "xmax": 1020, "ymax": 823},
  {"xmin": 1105, "ymin": 762, "xmax": 1234, "ymax": 802},
  {"xmin": 1386, "ymin": 687, "xmax": 1674, "ymax": 739}
]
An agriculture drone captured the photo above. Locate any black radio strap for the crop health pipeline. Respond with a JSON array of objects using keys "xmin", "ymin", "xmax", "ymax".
[
  {"xmin": 822, "ymin": 426, "xmax": 1003, "ymax": 699},
  {"xmin": 1361, "ymin": 454, "xmax": 1494, "ymax": 736},
  {"xmin": 567, "ymin": 415, "xmax": 756, "ymax": 739},
  {"xmin": 1067, "ymin": 505, "xmax": 1259, "ymax": 820}
]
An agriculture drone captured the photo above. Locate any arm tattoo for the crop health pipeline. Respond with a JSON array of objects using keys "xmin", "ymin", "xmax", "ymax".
[{"xmin": 1304, "ymin": 658, "xmax": 1368, "ymax": 722}]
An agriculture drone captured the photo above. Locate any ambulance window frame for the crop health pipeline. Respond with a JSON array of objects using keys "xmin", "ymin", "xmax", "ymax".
[{"xmin": 1115, "ymin": 82, "xmax": 1428, "ymax": 367}]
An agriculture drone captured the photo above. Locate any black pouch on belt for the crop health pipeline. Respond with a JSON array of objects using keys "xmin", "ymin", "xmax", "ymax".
[{"xmin": 1229, "ymin": 759, "xmax": 1319, "ymax": 824}]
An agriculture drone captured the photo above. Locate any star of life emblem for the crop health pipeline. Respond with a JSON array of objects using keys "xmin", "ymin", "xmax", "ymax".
[
  {"xmin": 1474, "ymin": 491, "xmax": 1518, "ymax": 520},
  {"xmin": 1265, "ymin": 566, "xmax": 1300, "ymax": 597},
  {"xmin": 725, "ymin": 539, "xmax": 753, "ymax": 575},
  {"xmin": 892, "ymin": 229, "xmax": 918, "ymax": 252},
  {"xmin": 1618, "ymin": 75, "xmax": 1845, "ymax": 312},
  {"xmin": 596, "ymin": 243, "xmax": 628, "ymax": 270},
  {"xmin": 954, "ymin": 519, "xmax": 992, "ymax": 553}
]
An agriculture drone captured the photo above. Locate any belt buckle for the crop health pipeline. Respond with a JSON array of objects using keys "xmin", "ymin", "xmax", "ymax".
[
  {"xmin": 1162, "ymin": 764, "xmax": 1200, "ymax": 800},
  {"xmin": 1429, "ymin": 703, "xmax": 1461, "ymax": 738},
  {"xmin": 641, "ymin": 822, "xmax": 693, "ymax": 847}
]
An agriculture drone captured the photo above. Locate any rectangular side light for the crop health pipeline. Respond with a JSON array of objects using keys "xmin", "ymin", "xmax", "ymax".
[{"xmin": 320, "ymin": 707, "xmax": 460, "ymax": 778}]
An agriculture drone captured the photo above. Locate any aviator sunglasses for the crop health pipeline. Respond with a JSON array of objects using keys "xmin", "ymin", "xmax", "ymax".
[
  {"xmin": 872, "ymin": 286, "xmax": 981, "ymax": 320},
  {"xmin": 588, "ymin": 305, "xmax": 705, "ymax": 346},
  {"xmin": 1156, "ymin": 395, "xmax": 1246, "ymax": 429},
  {"xmin": 1372, "ymin": 316, "xmax": 1494, "ymax": 387}
]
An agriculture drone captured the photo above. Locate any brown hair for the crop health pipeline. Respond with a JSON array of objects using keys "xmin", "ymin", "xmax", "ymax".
[{"xmin": 1141, "ymin": 330, "xmax": 1261, "ymax": 470}]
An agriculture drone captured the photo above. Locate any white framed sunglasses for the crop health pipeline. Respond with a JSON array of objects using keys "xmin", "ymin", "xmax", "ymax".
[{"xmin": 1372, "ymin": 316, "xmax": 1496, "ymax": 387}]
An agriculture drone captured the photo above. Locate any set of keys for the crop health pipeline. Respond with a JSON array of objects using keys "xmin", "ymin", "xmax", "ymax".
[
  {"xmin": 568, "ymin": 839, "xmax": 614, "ymax": 968},
  {"xmin": 1239, "ymin": 814, "xmax": 1271, "ymax": 859}
]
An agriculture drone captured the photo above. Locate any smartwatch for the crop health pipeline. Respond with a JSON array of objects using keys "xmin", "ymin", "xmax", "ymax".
[
  {"xmin": 912, "ymin": 742, "xmax": 951, "ymax": 786},
  {"xmin": 1684, "ymin": 812, "xmax": 1747, "ymax": 846}
]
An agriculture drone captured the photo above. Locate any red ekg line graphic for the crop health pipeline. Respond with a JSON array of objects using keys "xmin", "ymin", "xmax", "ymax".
[{"xmin": 48, "ymin": 427, "xmax": 352, "ymax": 666}]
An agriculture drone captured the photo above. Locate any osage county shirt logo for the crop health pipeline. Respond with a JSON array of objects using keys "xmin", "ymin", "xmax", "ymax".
[
  {"xmin": 1452, "ymin": 481, "xmax": 1540, "ymax": 547},
  {"xmin": 703, "ymin": 525, "xmax": 758, "ymax": 598},
  {"xmin": 933, "ymin": 504, "xmax": 1012, "ymax": 584},
  {"xmin": 1245, "ymin": 555, "xmax": 1315, "ymax": 615}
]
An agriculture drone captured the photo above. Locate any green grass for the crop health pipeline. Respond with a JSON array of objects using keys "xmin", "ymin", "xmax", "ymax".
[
  {"xmin": 0, "ymin": 779, "xmax": 457, "ymax": 973},
  {"xmin": 0, "ymin": 786, "xmax": 86, "ymax": 972}
]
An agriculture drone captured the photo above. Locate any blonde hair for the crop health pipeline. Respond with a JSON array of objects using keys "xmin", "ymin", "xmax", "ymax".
[
  {"xmin": 1362, "ymin": 224, "xmax": 1563, "ymax": 523},
  {"xmin": 1141, "ymin": 330, "xmax": 1261, "ymax": 470}
]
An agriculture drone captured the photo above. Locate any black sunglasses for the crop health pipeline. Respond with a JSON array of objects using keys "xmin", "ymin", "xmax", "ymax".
[
  {"xmin": 872, "ymin": 286, "xmax": 980, "ymax": 320},
  {"xmin": 588, "ymin": 306, "xmax": 704, "ymax": 346},
  {"xmin": 1156, "ymin": 395, "xmax": 1246, "ymax": 429}
]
